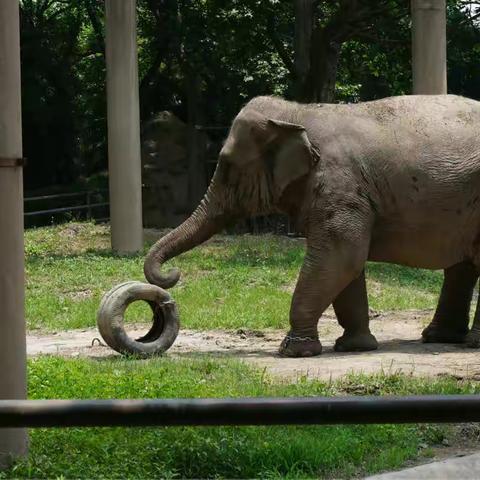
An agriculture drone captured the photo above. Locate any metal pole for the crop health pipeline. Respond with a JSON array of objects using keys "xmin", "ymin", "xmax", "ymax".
[
  {"xmin": 1, "ymin": 396, "xmax": 480, "ymax": 428},
  {"xmin": 86, "ymin": 191, "xmax": 92, "ymax": 220},
  {"xmin": 105, "ymin": 0, "xmax": 143, "ymax": 253},
  {"xmin": 0, "ymin": 0, "xmax": 28, "ymax": 468},
  {"xmin": 411, "ymin": 0, "xmax": 447, "ymax": 94}
]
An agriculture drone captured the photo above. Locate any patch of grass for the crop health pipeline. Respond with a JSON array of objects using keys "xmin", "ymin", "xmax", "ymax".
[
  {"xmin": 25, "ymin": 222, "xmax": 444, "ymax": 332},
  {"xmin": 3, "ymin": 356, "xmax": 476, "ymax": 479},
  {"xmin": 366, "ymin": 263, "xmax": 443, "ymax": 311}
]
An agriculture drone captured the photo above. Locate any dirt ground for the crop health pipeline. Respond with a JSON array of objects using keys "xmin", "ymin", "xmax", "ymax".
[{"xmin": 28, "ymin": 308, "xmax": 480, "ymax": 381}]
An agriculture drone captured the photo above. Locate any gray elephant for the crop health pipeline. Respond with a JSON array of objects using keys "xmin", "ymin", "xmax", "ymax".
[{"xmin": 144, "ymin": 94, "xmax": 480, "ymax": 358}]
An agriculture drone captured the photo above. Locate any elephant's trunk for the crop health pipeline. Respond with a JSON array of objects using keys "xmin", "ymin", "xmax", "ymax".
[{"xmin": 144, "ymin": 194, "xmax": 226, "ymax": 289}]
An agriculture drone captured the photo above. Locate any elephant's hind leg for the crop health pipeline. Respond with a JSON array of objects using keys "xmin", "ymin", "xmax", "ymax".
[
  {"xmin": 466, "ymin": 273, "xmax": 480, "ymax": 348},
  {"xmin": 466, "ymin": 283, "xmax": 480, "ymax": 347},
  {"xmin": 422, "ymin": 262, "xmax": 477, "ymax": 344},
  {"xmin": 333, "ymin": 270, "xmax": 378, "ymax": 352}
]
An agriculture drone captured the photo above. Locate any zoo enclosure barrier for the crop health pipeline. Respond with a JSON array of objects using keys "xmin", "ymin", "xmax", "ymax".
[
  {"xmin": 1, "ymin": 395, "xmax": 480, "ymax": 428},
  {"xmin": 24, "ymin": 189, "xmax": 109, "ymax": 228},
  {"xmin": 23, "ymin": 125, "xmax": 299, "ymax": 235}
]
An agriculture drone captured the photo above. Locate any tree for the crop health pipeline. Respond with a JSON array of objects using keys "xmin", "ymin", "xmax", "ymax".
[
  {"xmin": 279, "ymin": 0, "xmax": 410, "ymax": 103},
  {"xmin": 20, "ymin": 0, "xmax": 86, "ymax": 188},
  {"xmin": 18, "ymin": 0, "xmax": 480, "ymax": 194}
]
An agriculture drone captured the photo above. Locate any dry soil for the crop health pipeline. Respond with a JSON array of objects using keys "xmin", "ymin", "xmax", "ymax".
[{"xmin": 28, "ymin": 308, "xmax": 480, "ymax": 381}]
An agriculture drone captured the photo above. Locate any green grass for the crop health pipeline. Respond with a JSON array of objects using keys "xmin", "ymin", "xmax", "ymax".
[
  {"xmin": 3, "ymin": 356, "xmax": 477, "ymax": 479},
  {"xmin": 15, "ymin": 223, "xmax": 475, "ymax": 478},
  {"xmin": 25, "ymin": 222, "xmax": 443, "ymax": 332}
]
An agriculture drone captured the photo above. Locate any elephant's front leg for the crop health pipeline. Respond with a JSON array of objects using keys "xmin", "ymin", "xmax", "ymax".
[
  {"xmin": 279, "ymin": 219, "xmax": 371, "ymax": 357},
  {"xmin": 333, "ymin": 270, "xmax": 378, "ymax": 352}
]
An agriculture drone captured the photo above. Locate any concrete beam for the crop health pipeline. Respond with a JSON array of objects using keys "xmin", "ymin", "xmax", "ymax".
[
  {"xmin": 0, "ymin": 0, "xmax": 28, "ymax": 469},
  {"xmin": 105, "ymin": 0, "xmax": 143, "ymax": 253},
  {"xmin": 411, "ymin": 0, "xmax": 447, "ymax": 94}
]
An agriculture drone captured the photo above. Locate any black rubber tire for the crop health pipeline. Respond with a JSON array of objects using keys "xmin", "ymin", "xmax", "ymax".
[{"xmin": 97, "ymin": 281, "xmax": 180, "ymax": 357}]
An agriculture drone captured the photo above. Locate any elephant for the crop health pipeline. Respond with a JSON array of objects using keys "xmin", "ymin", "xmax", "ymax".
[{"xmin": 143, "ymin": 94, "xmax": 480, "ymax": 358}]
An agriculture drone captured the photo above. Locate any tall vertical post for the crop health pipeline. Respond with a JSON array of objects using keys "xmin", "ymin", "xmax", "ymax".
[
  {"xmin": 105, "ymin": 0, "xmax": 143, "ymax": 253},
  {"xmin": 411, "ymin": 0, "xmax": 447, "ymax": 94},
  {"xmin": 0, "ymin": 0, "xmax": 28, "ymax": 469}
]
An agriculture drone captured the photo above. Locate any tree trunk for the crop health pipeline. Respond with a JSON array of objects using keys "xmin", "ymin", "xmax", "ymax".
[
  {"xmin": 294, "ymin": 1, "xmax": 341, "ymax": 104},
  {"xmin": 309, "ymin": 29, "xmax": 341, "ymax": 103},
  {"xmin": 294, "ymin": 0, "xmax": 314, "ymax": 102},
  {"xmin": 186, "ymin": 68, "xmax": 207, "ymax": 210}
]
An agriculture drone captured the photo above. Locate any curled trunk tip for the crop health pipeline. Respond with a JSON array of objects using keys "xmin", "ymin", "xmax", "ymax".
[
  {"xmin": 143, "ymin": 255, "xmax": 180, "ymax": 289},
  {"xmin": 143, "ymin": 199, "xmax": 224, "ymax": 289}
]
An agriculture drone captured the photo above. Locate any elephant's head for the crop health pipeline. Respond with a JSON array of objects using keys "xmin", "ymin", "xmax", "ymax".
[{"xmin": 144, "ymin": 101, "xmax": 318, "ymax": 289}]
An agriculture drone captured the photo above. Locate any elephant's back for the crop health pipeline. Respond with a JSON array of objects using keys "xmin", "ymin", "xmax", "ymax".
[
  {"xmin": 338, "ymin": 95, "xmax": 480, "ymax": 169},
  {"xmin": 350, "ymin": 95, "xmax": 480, "ymax": 131}
]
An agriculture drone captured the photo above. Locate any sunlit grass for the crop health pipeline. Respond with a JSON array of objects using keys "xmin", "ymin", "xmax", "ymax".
[
  {"xmin": 2, "ymin": 356, "xmax": 474, "ymax": 479},
  {"xmin": 25, "ymin": 222, "xmax": 443, "ymax": 332}
]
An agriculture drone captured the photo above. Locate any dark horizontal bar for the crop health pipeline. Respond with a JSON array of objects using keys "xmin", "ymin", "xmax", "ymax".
[
  {"xmin": 1, "ymin": 395, "xmax": 480, "ymax": 428},
  {"xmin": 194, "ymin": 125, "xmax": 229, "ymax": 131},
  {"xmin": 24, "ymin": 202, "xmax": 109, "ymax": 217},
  {"xmin": 25, "ymin": 190, "xmax": 108, "ymax": 202},
  {"xmin": 0, "ymin": 156, "xmax": 26, "ymax": 168}
]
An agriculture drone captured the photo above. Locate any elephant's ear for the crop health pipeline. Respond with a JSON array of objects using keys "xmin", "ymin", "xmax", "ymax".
[{"xmin": 266, "ymin": 119, "xmax": 317, "ymax": 199}]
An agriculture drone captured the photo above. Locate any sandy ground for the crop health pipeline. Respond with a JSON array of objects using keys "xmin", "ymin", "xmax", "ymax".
[{"xmin": 28, "ymin": 309, "xmax": 480, "ymax": 381}]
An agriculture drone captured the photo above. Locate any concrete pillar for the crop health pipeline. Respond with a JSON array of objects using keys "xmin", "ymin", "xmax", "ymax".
[
  {"xmin": 0, "ymin": 0, "xmax": 28, "ymax": 469},
  {"xmin": 411, "ymin": 0, "xmax": 447, "ymax": 94},
  {"xmin": 105, "ymin": 0, "xmax": 143, "ymax": 253}
]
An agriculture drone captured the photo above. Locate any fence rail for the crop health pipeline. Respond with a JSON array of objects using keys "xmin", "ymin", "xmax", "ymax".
[
  {"xmin": 24, "ymin": 189, "xmax": 109, "ymax": 226},
  {"xmin": 24, "ymin": 202, "xmax": 109, "ymax": 217},
  {"xmin": 24, "ymin": 191, "xmax": 100, "ymax": 202},
  {"xmin": 1, "ymin": 395, "xmax": 480, "ymax": 428}
]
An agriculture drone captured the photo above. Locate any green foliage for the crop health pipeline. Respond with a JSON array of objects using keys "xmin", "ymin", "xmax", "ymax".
[
  {"xmin": 334, "ymin": 1, "xmax": 413, "ymax": 101},
  {"xmin": 447, "ymin": 0, "xmax": 480, "ymax": 98},
  {"xmin": 25, "ymin": 222, "xmax": 442, "ymax": 332},
  {"xmin": 2, "ymin": 356, "xmax": 475, "ymax": 479},
  {"xmin": 19, "ymin": 1, "xmax": 480, "ymax": 192},
  {"xmin": 338, "ymin": 0, "xmax": 480, "ymax": 101}
]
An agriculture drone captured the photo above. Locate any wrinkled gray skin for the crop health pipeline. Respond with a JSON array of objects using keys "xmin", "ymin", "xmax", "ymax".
[{"xmin": 144, "ymin": 95, "xmax": 480, "ymax": 357}]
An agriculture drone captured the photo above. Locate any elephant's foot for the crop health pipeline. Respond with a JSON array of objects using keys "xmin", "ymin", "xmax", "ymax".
[
  {"xmin": 421, "ymin": 323, "xmax": 468, "ymax": 344},
  {"xmin": 465, "ymin": 330, "xmax": 480, "ymax": 348},
  {"xmin": 278, "ymin": 333, "xmax": 322, "ymax": 358},
  {"xmin": 334, "ymin": 331, "xmax": 378, "ymax": 352}
]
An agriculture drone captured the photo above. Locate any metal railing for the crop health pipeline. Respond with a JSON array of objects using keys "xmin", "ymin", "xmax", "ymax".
[
  {"xmin": 24, "ymin": 189, "xmax": 109, "ymax": 226},
  {"xmin": 1, "ymin": 395, "xmax": 479, "ymax": 428}
]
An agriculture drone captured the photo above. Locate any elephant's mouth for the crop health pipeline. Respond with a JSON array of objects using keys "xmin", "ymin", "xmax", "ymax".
[
  {"xmin": 143, "ymin": 159, "xmax": 276, "ymax": 291},
  {"xmin": 220, "ymin": 163, "xmax": 274, "ymax": 216}
]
